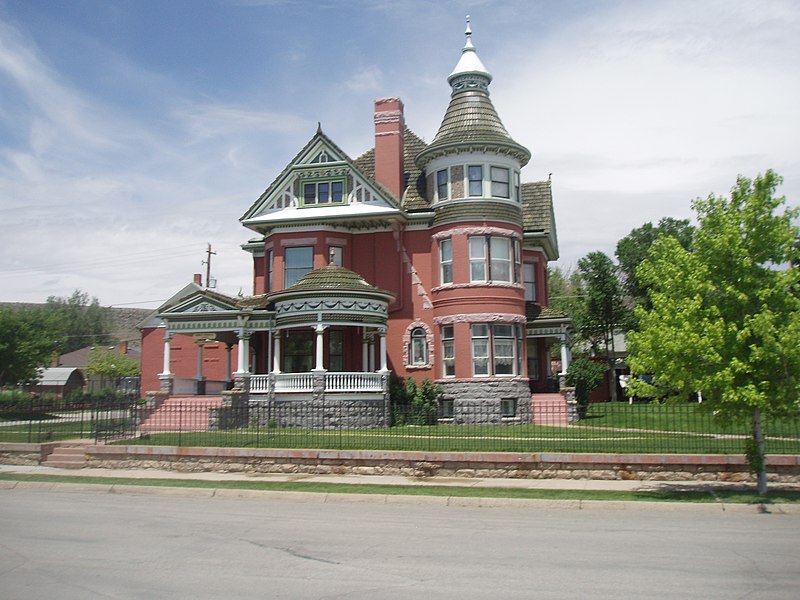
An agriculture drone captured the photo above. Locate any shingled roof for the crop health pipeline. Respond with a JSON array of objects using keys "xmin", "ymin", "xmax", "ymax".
[
  {"xmin": 522, "ymin": 181, "xmax": 554, "ymax": 233},
  {"xmin": 354, "ymin": 127, "xmax": 430, "ymax": 211}
]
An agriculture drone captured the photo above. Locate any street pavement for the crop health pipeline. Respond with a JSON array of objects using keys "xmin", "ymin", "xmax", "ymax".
[{"xmin": 1, "ymin": 487, "xmax": 798, "ymax": 599}]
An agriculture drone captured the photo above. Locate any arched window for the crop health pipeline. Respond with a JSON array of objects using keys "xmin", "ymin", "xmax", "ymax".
[{"xmin": 410, "ymin": 327, "xmax": 428, "ymax": 365}]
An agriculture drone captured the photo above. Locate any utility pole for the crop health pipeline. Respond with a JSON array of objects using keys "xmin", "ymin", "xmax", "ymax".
[{"xmin": 202, "ymin": 243, "xmax": 216, "ymax": 288}]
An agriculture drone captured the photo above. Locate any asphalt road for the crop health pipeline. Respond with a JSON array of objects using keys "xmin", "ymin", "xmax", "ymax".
[{"xmin": 1, "ymin": 489, "xmax": 798, "ymax": 599}]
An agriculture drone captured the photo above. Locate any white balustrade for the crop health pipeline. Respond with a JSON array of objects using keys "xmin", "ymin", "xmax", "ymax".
[
  {"xmin": 250, "ymin": 374, "xmax": 270, "ymax": 393},
  {"xmin": 274, "ymin": 372, "xmax": 314, "ymax": 392},
  {"xmin": 248, "ymin": 372, "xmax": 384, "ymax": 394},
  {"xmin": 325, "ymin": 372, "xmax": 383, "ymax": 392}
]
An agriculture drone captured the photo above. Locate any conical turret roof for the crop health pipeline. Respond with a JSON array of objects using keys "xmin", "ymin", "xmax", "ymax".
[{"xmin": 416, "ymin": 18, "xmax": 530, "ymax": 168}]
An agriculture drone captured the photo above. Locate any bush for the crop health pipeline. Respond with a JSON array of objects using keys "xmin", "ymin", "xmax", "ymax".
[{"xmin": 390, "ymin": 375, "xmax": 442, "ymax": 425}]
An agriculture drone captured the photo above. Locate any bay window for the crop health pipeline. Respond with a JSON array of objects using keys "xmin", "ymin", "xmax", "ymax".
[
  {"xmin": 471, "ymin": 323, "xmax": 521, "ymax": 377},
  {"xmin": 469, "ymin": 235, "xmax": 519, "ymax": 283}
]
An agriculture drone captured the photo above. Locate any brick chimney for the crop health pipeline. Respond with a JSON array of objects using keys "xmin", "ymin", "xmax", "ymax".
[
  {"xmin": 374, "ymin": 97, "xmax": 405, "ymax": 199},
  {"xmin": 193, "ymin": 273, "xmax": 202, "ymax": 285}
]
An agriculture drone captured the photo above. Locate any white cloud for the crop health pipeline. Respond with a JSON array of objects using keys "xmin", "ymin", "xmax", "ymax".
[{"xmin": 491, "ymin": 0, "xmax": 800, "ymax": 266}]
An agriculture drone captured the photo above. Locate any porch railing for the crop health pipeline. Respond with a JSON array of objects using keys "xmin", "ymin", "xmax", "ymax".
[
  {"xmin": 326, "ymin": 372, "xmax": 383, "ymax": 392},
  {"xmin": 249, "ymin": 372, "xmax": 384, "ymax": 394}
]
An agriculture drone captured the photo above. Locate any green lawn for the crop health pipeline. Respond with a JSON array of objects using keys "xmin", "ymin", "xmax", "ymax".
[{"xmin": 4, "ymin": 402, "xmax": 798, "ymax": 454}]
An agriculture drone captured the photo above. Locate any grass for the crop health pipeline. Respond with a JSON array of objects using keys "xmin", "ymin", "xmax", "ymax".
[
  {"xmin": 3, "ymin": 402, "xmax": 799, "ymax": 454},
  {"xmin": 1, "ymin": 471, "xmax": 798, "ymax": 504}
]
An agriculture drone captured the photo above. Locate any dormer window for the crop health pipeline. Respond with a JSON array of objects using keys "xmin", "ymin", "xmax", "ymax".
[{"xmin": 302, "ymin": 180, "xmax": 345, "ymax": 206}]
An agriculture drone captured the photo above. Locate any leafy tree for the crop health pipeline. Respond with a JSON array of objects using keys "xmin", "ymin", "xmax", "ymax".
[
  {"xmin": 575, "ymin": 251, "xmax": 628, "ymax": 401},
  {"xmin": 86, "ymin": 347, "xmax": 140, "ymax": 380},
  {"xmin": 565, "ymin": 358, "xmax": 607, "ymax": 417},
  {"xmin": 0, "ymin": 307, "xmax": 62, "ymax": 387},
  {"xmin": 616, "ymin": 217, "xmax": 695, "ymax": 308},
  {"xmin": 46, "ymin": 290, "xmax": 113, "ymax": 354},
  {"xmin": 627, "ymin": 171, "xmax": 800, "ymax": 494}
]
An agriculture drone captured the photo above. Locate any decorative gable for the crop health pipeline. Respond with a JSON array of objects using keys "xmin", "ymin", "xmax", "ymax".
[
  {"xmin": 240, "ymin": 130, "xmax": 403, "ymax": 231},
  {"xmin": 161, "ymin": 292, "xmax": 240, "ymax": 316}
]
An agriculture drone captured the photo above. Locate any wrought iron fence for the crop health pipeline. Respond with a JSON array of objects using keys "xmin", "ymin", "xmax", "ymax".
[
  {"xmin": 122, "ymin": 399, "xmax": 800, "ymax": 455},
  {"xmin": 0, "ymin": 392, "xmax": 139, "ymax": 444},
  {"xmin": 4, "ymin": 394, "xmax": 799, "ymax": 455}
]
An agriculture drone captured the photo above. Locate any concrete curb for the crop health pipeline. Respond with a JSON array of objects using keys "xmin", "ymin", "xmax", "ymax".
[{"xmin": 2, "ymin": 477, "xmax": 798, "ymax": 513}]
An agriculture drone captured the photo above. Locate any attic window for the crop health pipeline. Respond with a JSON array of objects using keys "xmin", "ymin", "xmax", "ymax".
[
  {"xmin": 302, "ymin": 180, "xmax": 345, "ymax": 206},
  {"xmin": 311, "ymin": 151, "xmax": 330, "ymax": 163}
]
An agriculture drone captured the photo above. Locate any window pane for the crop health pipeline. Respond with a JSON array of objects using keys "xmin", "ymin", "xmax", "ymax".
[
  {"xmin": 490, "ymin": 237, "xmax": 511, "ymax": 282},
  {"xmin": 303, "ymin": 183, "xmax": 316, "ymax": 204},
  {"xmin": 329, "ymin": 246, "xmax": 343, "ymax": 266},
  {"xmin": 331, "ymin": 181, "xmax": 343, "ymax": 202},
  {"xmin": 468, "ymin": 165, "xmax": 483, "ymax": 196},
  {"xmin": 318, "ymin": 182, "xmax": 329, "ymax": 203},
  {"xmin": 469, "ymin": 236, "xmax": 487, "ymax": 282},
  {"xmin": 524, "ymin": 262, "xmax": 537, "ymax": 301},
  {"xmin": 469, "ymin": 236, "xmax": 486, "ymax": 258},
  {"xmin": 440, "ymin": 239, "xmax": 452, "ymax": 284},
  {"xmin": 437, "ymin": 169, "xmax": 448, "ymax": 200},
  {"xmin": 284, "ymin": 246, "xmax": 314, "ymax": 288},
  {"xmin": 491, "ymin": 167, "xmax": 510, "ymax": 198},
  {"xmin": 442, "ymin": 326, "xmax": 455, "ymax": 377},
  {"xmin": 411, "ymin": 328, "xmax": 427, "ymax": 365}
]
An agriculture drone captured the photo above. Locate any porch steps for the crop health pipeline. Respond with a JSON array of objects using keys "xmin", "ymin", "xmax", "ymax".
[
  {"xmin": 42, "ymin": 442, "xmax": 91, "ymax": 469},
  {"xmin": 531, "ymin": 393, "xmax": 569, "ymax": 426},
  {"xmin": 138, "ymin": 396, "xmax": 224, "ymax": 433}
]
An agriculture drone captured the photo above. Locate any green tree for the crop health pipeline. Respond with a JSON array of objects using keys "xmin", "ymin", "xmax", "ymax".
[
  {"xmin": 565, "ymin": 358, "xmax": 607, "ymax": 417},
  {"xmin": 0, "ymin": 307, "xmax": 62, "ymax": 387},
  {"xmin": 576, "ymin": 252, "xmax": 628, "ymax": 401},
  {"xmin": 616, "ymin": 217, "xmax": 695, "ymax": 308},
  {"xmin": 46, "ymin": 290, "xmax": 113, "ymax": 354},
  {"xmin": 86, "ymin": 347, "xmax": 140, "ymax": 381},
  {"xmin": 627, "ymin": 170, "xmax": 800, "ymax": 494}
]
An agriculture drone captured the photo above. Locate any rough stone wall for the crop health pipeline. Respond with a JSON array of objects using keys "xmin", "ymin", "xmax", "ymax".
[
  {"xmin": 440, "ymin": 379, "xmax": 532, "ymax": 424},
  {"xmin": 81, "ymin": 447, "xmax": 800, "ymax": 483},
  {"xmin": 250, "ymin": 398, "xmax": 387, "ymax": 429}
]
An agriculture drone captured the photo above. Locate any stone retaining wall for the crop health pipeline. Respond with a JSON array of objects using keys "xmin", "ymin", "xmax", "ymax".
[{"xmin": 2, "ymin": 443, "xmax": 798, "ymax": 482}]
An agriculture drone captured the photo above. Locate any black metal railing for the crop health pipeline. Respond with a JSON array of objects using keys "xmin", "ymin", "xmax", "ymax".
[
  {"xmin": 4, "ymin": 393, "xmax": 799, "ymax": 455},
  {"xmin": 0, "ymin": 391, "xmax": 140, "ymax": 444},
  {"xmin": 120, "ymin": 399, "xmax": 800, "ymax": 455}
]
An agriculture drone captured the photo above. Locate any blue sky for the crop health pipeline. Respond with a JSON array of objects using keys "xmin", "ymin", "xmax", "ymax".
[{"xmin": 1, "ymin": 0, "xmax": 798, "ymax": 309}]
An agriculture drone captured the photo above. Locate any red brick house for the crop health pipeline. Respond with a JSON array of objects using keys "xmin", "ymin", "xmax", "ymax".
[{"xmin": 139, "ymin": 22, "xmax": 571, "ymax": 426}]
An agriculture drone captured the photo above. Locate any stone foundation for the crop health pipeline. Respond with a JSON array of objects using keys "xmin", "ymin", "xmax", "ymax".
[
  {"xmin": 249, "ymin": 397, "xmax": 388, "ymax": 429},
  {"xmin": 439, "ymin": 379, "xmax": 532, "ymax": 424}
]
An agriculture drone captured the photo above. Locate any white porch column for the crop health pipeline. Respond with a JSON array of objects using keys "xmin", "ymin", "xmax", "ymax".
[
  {"xmin": 314, "ymin": 324, "xmax": 326, "ymax": 371},
  {"xmin": 196, "ymin": 343, "xmax": 204, "ymax": 379},
  {"xmin": 559, "ymin": 334, "xmax": 571, "ymax": 374},
  {"xmin": 225, "ymin": 344, "xmax": 233, "ymax": 383},
  {"xmin": 160, "ymin": 332, "xmax": 172, "ymax": 375},
  {"xmin": 378, "ymin": 329, "xmax": 388, "ymax": 372},
  {"xmin": 362, "ymin": 328, "xmax": 369, "ymax": 372},
  {"xmin": 235, "ymin": 330, "xmax": 251, "ymax": 374},
  {"xmin": 272, "ymin": 331, "xmax": 281, "ymax": 374}
]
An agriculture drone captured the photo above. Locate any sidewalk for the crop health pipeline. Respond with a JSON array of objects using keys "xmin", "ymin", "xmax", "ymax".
[{"xmin": 3, "ymin": 462, "xmax": 798, "ymax": 493}]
